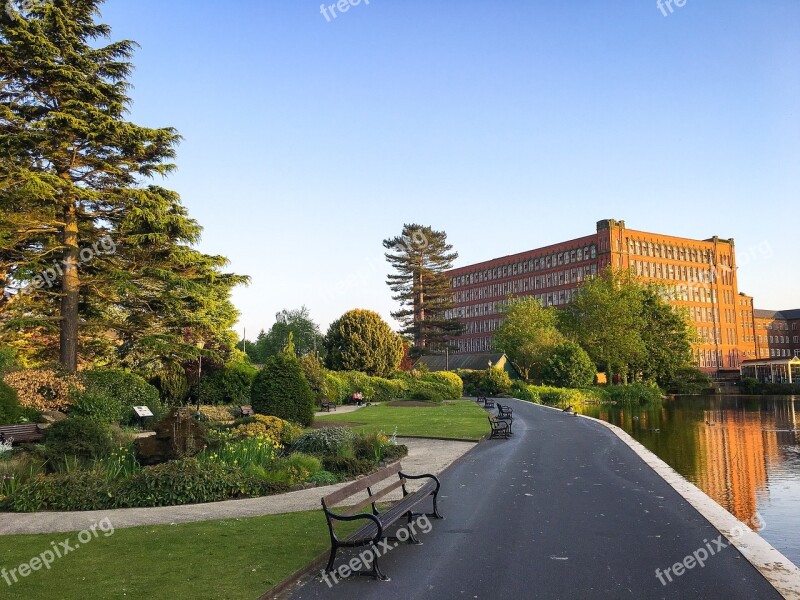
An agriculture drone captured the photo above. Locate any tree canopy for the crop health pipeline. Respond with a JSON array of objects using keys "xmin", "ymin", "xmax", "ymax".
[
  {"xmin": 493, "ymin": 297, "xmax": 564, "ymax": 381},
  {"xmin": 0, "ymin": 0, "xmax": 247, "ymax": 374},
  {"xmin": 324, "ymin": 309, "xmax": 403, "ymax": 377}
]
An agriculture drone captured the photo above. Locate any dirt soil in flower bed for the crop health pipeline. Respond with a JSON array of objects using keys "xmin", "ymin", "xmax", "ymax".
[{"xmin": 310, "ymin": 421, "xmax": 364, "ymax": 429}]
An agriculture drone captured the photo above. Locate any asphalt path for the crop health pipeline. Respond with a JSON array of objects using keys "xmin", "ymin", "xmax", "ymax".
[{"xmin": 289, "ymin": 399, "xmax": 780, "ymax": 600}]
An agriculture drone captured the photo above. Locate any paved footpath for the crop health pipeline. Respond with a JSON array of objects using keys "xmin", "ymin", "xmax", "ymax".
[{"xmin": 288, "ymin": 400, "xmax": 782, "ymax": 600}]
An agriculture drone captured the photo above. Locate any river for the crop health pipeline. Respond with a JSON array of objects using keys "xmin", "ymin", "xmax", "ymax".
[{"xmin": 576, "ymin": 395, "xmax": 800, "ymax": 566}]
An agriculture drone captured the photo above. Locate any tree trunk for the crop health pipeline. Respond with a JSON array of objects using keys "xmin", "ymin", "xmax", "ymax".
[{"xmin": 59, "ymin": 201, "xmax": 79, "ymax": 372}]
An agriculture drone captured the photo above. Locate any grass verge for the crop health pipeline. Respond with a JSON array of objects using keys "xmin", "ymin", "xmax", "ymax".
[
  {"xmin": 315, "ymin": 398, "xmax": 489, "ymax": 441},
  {"xmin": 0, "ymin": 511, "xmax": 348, "ymax": 599}
]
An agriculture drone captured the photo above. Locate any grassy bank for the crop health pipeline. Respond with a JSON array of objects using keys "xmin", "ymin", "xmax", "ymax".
[
  {"xmin": 0, "ymin": 511, "xmax": 348, "ymax": 600},
  {"xmin": 315, "ymin": 398, "xmax": 489, "ymax": 441}
]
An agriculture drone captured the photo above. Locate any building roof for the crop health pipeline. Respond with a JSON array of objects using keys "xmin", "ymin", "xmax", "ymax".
[
  {"xmin": 753, "ymin": 309, "xmax": 800, "ymax": 320},
  {"xmin": 414, "ymin": 352, "xmax": 508, "ymax": 372}
]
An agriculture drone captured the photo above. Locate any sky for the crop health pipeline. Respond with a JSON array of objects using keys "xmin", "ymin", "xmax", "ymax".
[{"xmin": 98, "ymin": 0, "xmax": 800, "ymax": 337}]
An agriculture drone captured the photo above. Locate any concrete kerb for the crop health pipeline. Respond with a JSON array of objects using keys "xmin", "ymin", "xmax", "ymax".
[{"xmin": 522, "ymin": 398, "xmax": 800, "ymax": 599}]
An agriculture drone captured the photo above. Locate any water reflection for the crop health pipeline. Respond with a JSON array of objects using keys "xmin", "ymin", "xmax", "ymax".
[{"xmin": 577, "ymin": 395, "xmax": 800, "ymax": 565}]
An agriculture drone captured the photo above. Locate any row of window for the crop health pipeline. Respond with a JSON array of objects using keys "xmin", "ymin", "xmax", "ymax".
[
  {"xmin": 763, "ymin": 335, "xmax": 800, "ymax": 345},
  {"xmin": 451, "ymin": 245, "xmax": 598, "ymax": 288},
  {"xmin": 456, "ymin": 337, "xmax": 493, "ymax": 353},
  {"xmin": 447, "ymin": 288, "xmax": 584, "ymax": 321},
  {"xmin": 769, "ymin": 348, "xmax": 798, "ymax": 358},
  {"xmin": 452, "ymin": 266, "xmax": 598, "ymax": 304},
  {"xmin": 758, "ymin": 321, "xmax": 797, "ymax": 331},
  {"xmin": 627, "ymin": 239, "xmax": 723, "ymax": 265}
]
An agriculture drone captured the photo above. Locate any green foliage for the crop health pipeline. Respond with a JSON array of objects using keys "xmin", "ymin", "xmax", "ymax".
[
  {"xmin": 291, "ymin": 428, "xmax": 355, "ymax": 457},
  {"xmin": 604, "ymin": 383, "xmax": 663, "ymax": 404},
  {"xmin": 246, "ymin": 307, "xmax": 325, "ymax": 363},
  {"xmin": 306, "ymin": 470, "xmax": 339, "ymax": 485},
  {"xmin": 0, "ymin": 380, "xmax": 23, "ymax": 425},
  {"xmin": 43, "ymin": 417, "xmax": 116, "ymax": 467},
  {"xmin": 0, "ymin": 1, "xmax": 249, "ymax": 372},
  {"xmin": 420, "ymin": 371, "xmax": 463, "ymax": 399},
  {"xmin": 408, "ymin": 381, "xmax": 445, "ymax": 403},
  {"xmin": 198, "ymin": 362, "xmax": 257, "ymax": 405},
  {"xmin": 560, "ymin": 268, "xmax": 646, "ymax": 383},
  {"xmin": 324, "ymin": 309, "xmax": 403, "ymax": 376},
  {"xmin": 740, "ymin": 377, "xmax": 758, "ymax": 394},
  {"xmin": 114, "ymin": 459, "xmax": 241, "ymax": 508},
  {"xmin": 298, "ymin": 354, "xmax": 327, "ymax": 400},
  {"xmin": 530, "ymin": 386, "xmax": 586, "ymax": 406},
  {"xmin": 483, "ymin": 366, "xmax": 512, "ymax": 396},
  {"xmin": 250, "ymin": 353, "xmax": 315, "ymax": 427},
  {"xmin": 0, "ymin": 346, "xmax": 19, "ymax": 375},
  {"xmin": 510, "ymin": 380, "xmax": 541, "ymax": 402},
  {"xmin": 4, "ymin": 471, "xmax": 115, "ymax": 512},
  {"xmin": 666, "ymin": 367, "xmax": 713, "ymax": 395},
  {"xmin": 384, "ymin": 224, "xmax": 462, "ymax": 354},
  {"xmin": 494, "ymin": 297, "xmax": 564, "ymax": 381},
  {"xmin": 321, "ymin": 456, "xmax": 375, "ymax": 477},
  {"xmin": 542, "ymin": 342, "xmax": 596, "ymax": 388},
  {"xmin": 352, "ymin": 432, "xmax": 391, "ymax": 462},
  {"xmin": 70, "ymin": 368, "xmax": 163, "ymax": 425}
]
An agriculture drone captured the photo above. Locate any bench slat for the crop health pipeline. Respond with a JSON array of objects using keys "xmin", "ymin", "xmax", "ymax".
[
  {"xmin": 346, "ymin": 480, "xmax": 436, "ymax": 542},
  {"xmin": 323, "ymin": 462, "xmax": 403, "ymax": 507},
  {"xmin": 341, "ymin": 479, "xmax": 406, "ymax": 517}
]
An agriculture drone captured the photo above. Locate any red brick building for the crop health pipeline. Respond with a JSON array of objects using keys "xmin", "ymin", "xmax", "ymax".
[
  {"xmin": 445, "ymin": 219, "xmax": 794, "ymax": 375},
  {"xmin": 753, "ymin": 309, "xmax": 800, "ymax": 360}
]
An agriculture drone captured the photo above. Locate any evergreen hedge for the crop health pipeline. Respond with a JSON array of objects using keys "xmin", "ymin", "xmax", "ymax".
[{"xmin": 251, "ymin": 353, "xmax": 315, "ymax": 426}]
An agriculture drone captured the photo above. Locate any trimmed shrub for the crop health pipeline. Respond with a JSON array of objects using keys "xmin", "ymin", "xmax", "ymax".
[
  {"xmin": 3, "ymin": 368, "xmax": 84, "ymax": 412},
  {"xmin": 43, "ymin": 417, "xmax": 116, "ymax": 466},
  {"xmin": 542, "ymin": 342, "xmax": 596, "ymax": 389},
  {"xmin": 0, "ymin": 381, "xmax": 23, "ymax": 425},
  {"xmin": 407, "ymin": 381, "xmax": 445, "ymax": 403},
  {"xmin": 323, "ymin": 372, "xmax": 348, "ymax": 403},
  {"xmin": 420, "ymin": 372, "xmax": 463, "ymax": 400},
  {"xmin": 196, "ymin": 405, "xmax": 238, "ymax": 424},
  {"xmin": 510, "ymin": 381, "xmax": 540, "ymax": 403},
  {"xmin": 298, "ymin": 354, "xmax": 327, "ymax": 400},
  {"xmin": 233, "ymin": 415, "xmax": 302, "ymax": 447},
  {"xmin": 291, "ymin": 427, "xmax": 355, "ymax": 457},
  {"xmin": 483, "ymin": 367, "xmax": 512, "ymax": 396},
  {"xmin": 198, "ymin": 362, "xmax": 258, "ymax": 405},
  {"xmin": 454, "ymin": 369, "xmax": 482, "ymax": 396},
  {"xmin": 251, "ymin": 353, "xmax": 315, "ymax": 426},
  {"xmin": 324, "ymin": 309, "xmax": 404, "ymax": 376}
]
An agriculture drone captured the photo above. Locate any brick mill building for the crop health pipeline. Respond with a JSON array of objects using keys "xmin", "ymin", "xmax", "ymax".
[{"xmin": 445, "ymin": 219, "xmax": 798, "ymax": 376}]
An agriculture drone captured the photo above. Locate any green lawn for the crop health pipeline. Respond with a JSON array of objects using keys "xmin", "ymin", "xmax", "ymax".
[
  {"xmin": 0, "ymin": 511, "xmax": 348, "ymax": 600},
  {"xmin": 315, "ymin": 398, "xmax": 489, "ymax": 441}
]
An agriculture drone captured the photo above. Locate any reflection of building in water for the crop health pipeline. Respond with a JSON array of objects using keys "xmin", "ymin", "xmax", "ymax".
[{"xmin": 694, "ymin": 409, "xmax": 780, "ymax": 526}]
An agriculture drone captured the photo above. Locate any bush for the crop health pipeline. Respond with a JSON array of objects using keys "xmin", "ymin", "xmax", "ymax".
[
  {"xmin": 324, "ymin": 309, "xmax": 404, "ymax": 376},
  {"xmin": 114, "ymin": 458, "xmax": 240, "ymax": 507},
  {"xmin": 251, "ymin": 353, "xmax": 315, "ymax": 426},
  {"xmin": 43, "ymin": 417, "xmax": 116, "ymax": 467},
  {"xmin": 291, "ymin": 427, "xmax": 355, "ymax": 457},
  {"xmin": 542, "ymin": 342, "xmax": 596, "ymax": 388},
  {"xmin": 0, "ymin": 346, "xmax": 19, "ymax": 375},
  {"xmin": 604, "ymin": 383, "xmax": 663, "ymax": 404},
  {"xmin": 483, "ymin": 367, "xmax": 512, "ymax": 396},
  {"xmin": 453, "ymin": 369, "xmax": 482, "ymax": 396},
  {"xmin": 510, "ymin": 381, "xmax": 540, "ymax": 403},
  {"xmin": 307, "ymin": 470, "xmax": 339, "ymax": 485},
  {"xmin": 298, "ymin": 354, "xmax": 327, "ymax": 400},
  {"xmin": 197, "ymin": 362, "xmax": 258, "ymax": 405},
  {"xmin": 233, "ymin": 415, "xmax": 302, "ymax": 447},
  {"xmin": 382, "ymin": 443, "xmax": 408, "ymax": 462},
  {"xmin": 420, "ymin": 372, "xmax": 463, "ymax": 399},
  {"xmin": 666, "ymin": 367, "xmax": 713, "ymax": 395},
  {"xmin": 533, "ymin": 386, "xmax": 585, "ymax": 406},
  {"xmin": 353, "ymin": 431, "xmax": 390, "ymax": 462},
  {"xmin": 323, "ymin": 372, "xmax": 348, "ymax": 403},
  {"xmin": 196, "ymin": 405, "xmax": 238, "ymax": 424},
  {"xmin": 322, "ymin": 456, "xmax": 374, "ymax": 477},
  {"xmin": 407, "ymin": 381, "xmax": 445, "ymax": 403},
  {"xmin": 4, "ymin": 471, "xmax": 114, "ymax": 512},
  {"xmin": 0, "ymin": 381, "xmax": 23, "ymax": 425},
  {"xmin": 740, "ymin": 377, "xmax": 759, "ymax": 394},
  {"xmin": 3, "ymin": 368, "xmax": 84, "ymax": 412}
]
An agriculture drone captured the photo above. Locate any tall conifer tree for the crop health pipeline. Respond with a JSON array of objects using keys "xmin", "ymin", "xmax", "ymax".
[
  {"xmin": 384, "ymin": 224, "xmax": 461, "ymax": 355},
  {"xmin": 0, "ymin": 0, "xmax": 247, "ymax": 371}
]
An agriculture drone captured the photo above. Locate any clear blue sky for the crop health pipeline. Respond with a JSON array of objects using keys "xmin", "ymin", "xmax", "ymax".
[{"xmin": 99, "ymin": 0, "xmax": 800, "ymax": 336}]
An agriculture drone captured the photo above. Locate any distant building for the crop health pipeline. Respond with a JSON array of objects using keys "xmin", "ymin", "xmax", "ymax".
[
  {"xmin": 413, "ymin": 352, "xmax": 520, "ymax": 379},
  {"xmin": 444, "ymin": 218, "xmax": 796, "ymax": 375},
  {"xmin": 740, "ymin": 357, "xmax": 800, "ymax": 384},
  {"xmin": 752, "ymin": 309, "xmax": 800, "ymax": 360}
]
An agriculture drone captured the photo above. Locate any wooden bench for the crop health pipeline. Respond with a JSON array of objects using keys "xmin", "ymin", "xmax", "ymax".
[
  {"xmin": 0, "ymin": 424, "xmax": 43, "ymax": 445},
  {"xmin": 483, "ymin": 396, "xmax": 495, "ymax": 408},
  {"xmin": 476, "ymin": 395, "xmax": 486, "ymax": 404},
  {"xmin": 320, "ymin": 400, "xmax": 337, "ymax": 412},
  {"xmin": 321, "ymin": 462, "xmax": 443, "ymax": 580},
  {"xmin": 488, "ymin": 415, "xmax": 510, "ymax": 439}
]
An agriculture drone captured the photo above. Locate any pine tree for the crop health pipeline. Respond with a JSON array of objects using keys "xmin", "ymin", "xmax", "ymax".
[
  {"xmin": 384, "ymin": 224, "xmax": 461, "ymax": 355},
  {"xmin": 0, "ymin": 1, "xmax": 248, "ymax": 371}
]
